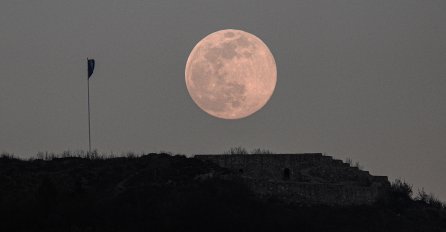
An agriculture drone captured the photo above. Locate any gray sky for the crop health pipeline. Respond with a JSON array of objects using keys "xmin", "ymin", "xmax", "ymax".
[{"xmin": 1, "ymin": 0, "xmax": 445, "ymax": 200}]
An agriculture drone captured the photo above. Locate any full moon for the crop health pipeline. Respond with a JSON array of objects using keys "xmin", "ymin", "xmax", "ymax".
[{"xmin": 185, "ymin": 29, "xmax": 277, "ymax": 119}]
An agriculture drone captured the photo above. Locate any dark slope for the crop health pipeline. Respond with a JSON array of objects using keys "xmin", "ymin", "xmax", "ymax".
[{"xmin": 0, "ymin": 154, "xmax": 445, "ymax": 232}]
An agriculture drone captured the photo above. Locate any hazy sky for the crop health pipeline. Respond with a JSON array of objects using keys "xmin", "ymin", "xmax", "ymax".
[{"xmin": 1, "ymin": 0, "xmax": 445, "ymax": 200}]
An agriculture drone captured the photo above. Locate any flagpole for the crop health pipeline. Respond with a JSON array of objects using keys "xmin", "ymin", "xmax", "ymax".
[{"xmin": 87, "ymin": 59, "xmax": 91, "ymax": 153}]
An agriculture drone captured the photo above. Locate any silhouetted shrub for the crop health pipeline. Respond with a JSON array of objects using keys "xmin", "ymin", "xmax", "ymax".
[
  {"xmin": 126, "ymin": 152, "xmax": 137, "ymax": 158},
  {"xmin": 36, "ymin": 151, "xmax": 58, "ymax": 160},
  {"xmin": 251, "ymin": 148, "xmax": 273, "ymax": 154},
  {"xmin": 345, "ymin": 157, "xmax": 363, "ymax": 170},
  {"xmin": 224, "ymin": 146, "xmax": 249, "ymax": 155},
  {"xmin": 0, "ymin": 152, "xmax": 16, "ymax": 160},
  {"xmin": 159, "ymin": 150, "xmax": 174, "ymax": 156},
  {"xmin": 390, "ymin": 179, "xmax": 413, "ymax": 200},
  {"xmin": 346, "ymin": 157, "xmax": 353, "ymax": 166},
  {"xmin": 223, "ymin": 147, "xmax": 274, "ymax": 155},
  {"xmin": 415, "ymin": 188, "xmax": 445, "ymax": 209}
]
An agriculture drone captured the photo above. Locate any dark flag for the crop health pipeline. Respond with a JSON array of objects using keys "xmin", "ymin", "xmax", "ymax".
[{"xmin": 87, "ymin": 59, "xmax": 95, "ymax": 79}]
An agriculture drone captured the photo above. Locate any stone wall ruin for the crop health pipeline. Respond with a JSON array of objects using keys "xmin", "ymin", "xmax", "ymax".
[{"xmin": 196, "ymin": 153, "xmax": 390, "ymax": 205}]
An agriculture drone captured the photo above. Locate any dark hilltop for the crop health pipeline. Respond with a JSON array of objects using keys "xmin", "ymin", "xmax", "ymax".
[{"xmin": 0, "ymin": 151, "xmax": 445, "ymax": 232}]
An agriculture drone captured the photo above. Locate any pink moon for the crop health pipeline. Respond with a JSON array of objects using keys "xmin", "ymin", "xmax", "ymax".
[{"xmin": 185, "ymin": 29, "xmax": 277, "ymax": 119}]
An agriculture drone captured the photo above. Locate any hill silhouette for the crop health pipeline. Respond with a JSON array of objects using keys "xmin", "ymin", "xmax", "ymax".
[{"xmin": 0, "ymin": 153, "xmax": 445, "ymax": 232}]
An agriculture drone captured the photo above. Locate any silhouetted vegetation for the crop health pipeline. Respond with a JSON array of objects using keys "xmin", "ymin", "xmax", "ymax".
[
  {"xmin": 224, "ymin": 146, "xmax": 273, "ymax": 155},
  {"xmin": 390, "ymin": 179, "xmax": 413, "ymax": 200},
  {"xmin": 250, "ymin": 148, "xmax": 273, "ymax": 154},
  {"xmin": 0, "ymin": 152, "xmax": 16, "ymax": 160},
  {"xmin": 224, "ymin": 146, "xmax": 249, "ymax": 155},
  {"xmin": 416, "ymin": 189, "xmax": 446, "ymax": 210},
  {"xmin": 345, "ymin": 157, "xmax": 364, "ymax": 170},
  {"xmin": 35, "ymin": 150, "xmax": 119, "ymax": 160},
  {"xmin": 0, "ymin": 153, "xmax": 445, "ymax": 232}
]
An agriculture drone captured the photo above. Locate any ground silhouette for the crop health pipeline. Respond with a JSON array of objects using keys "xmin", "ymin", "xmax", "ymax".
[{"xmin": 0, "ymin": 153, "xmax": 445, "ymax": 232}]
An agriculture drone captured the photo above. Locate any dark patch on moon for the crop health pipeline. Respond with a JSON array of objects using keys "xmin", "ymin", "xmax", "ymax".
[
  {"xmin": 202, "ymin": 40, "xmax": 239, "ymax": 85},
  {"xmin": 192, "ymin": 80, "xmax": 247, "ymax": 113},
  {"xmin": 235, "ymin": 35, "xmax": 252, "ymax": 48},
  {"xmin": 190, "ymin": 61, "xmax": 212, "ymax": 89},
  {"xmin": 204, "ymin": 42, "xmax": 238, "ymax": 62},
  {"xmin": 220, "ymin": 42, "xmax": 238, "ymax": 59},
  {"xmin": 223, "ymin": 82, "xmax": 246, "ymax": 109}
]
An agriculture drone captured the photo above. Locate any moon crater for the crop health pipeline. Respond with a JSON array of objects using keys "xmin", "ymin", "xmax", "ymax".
[{"xmin": 186, "ymin": 29, "xmax": 277, "ymax": 119}]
